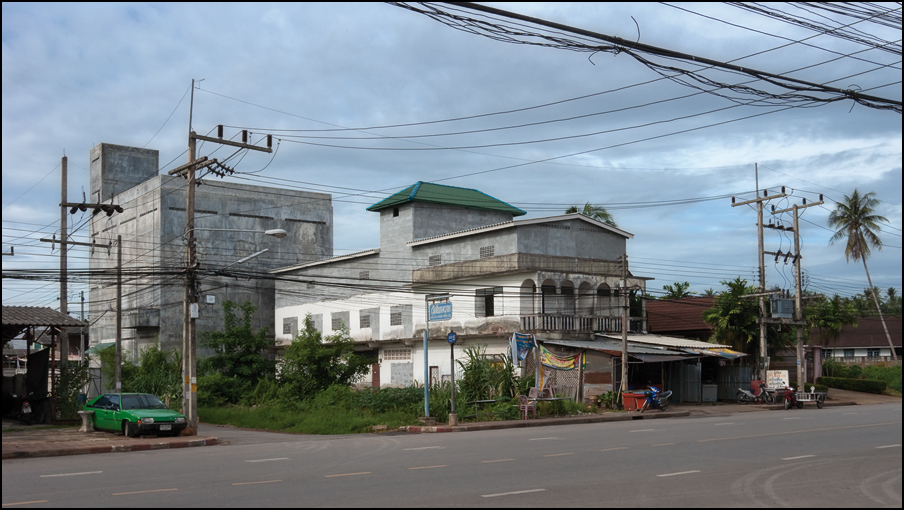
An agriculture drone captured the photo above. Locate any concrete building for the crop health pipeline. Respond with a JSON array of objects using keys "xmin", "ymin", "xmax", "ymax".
[
  {"xmin": 88, "ymin": 143, "xmax": 332, "ymax": 358},
  {"xmin": 272, "ymin": 182, "xmax": 650, "ymax": 395}
]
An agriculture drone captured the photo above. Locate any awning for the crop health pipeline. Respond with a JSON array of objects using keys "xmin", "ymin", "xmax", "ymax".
[
  {"xmin": 86, "ymin": 342, "xmax": 115, "ymax": 354},
  {"xmin": 681, "ymin": 347, "xmax": 747, "ymax": 359},
  {"xmin": 632, "ymin": 353, "xmax": 700, "ymax": 363}
]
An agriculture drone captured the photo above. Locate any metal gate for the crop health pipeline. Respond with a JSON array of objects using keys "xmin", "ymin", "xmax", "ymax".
[
  {"xmin": 680, "ymin": 360, "xmax": 702, "ymax": 403},
  {"xmin": 717, "ymin": 365, "xmax": 752, "ymax": 401}
]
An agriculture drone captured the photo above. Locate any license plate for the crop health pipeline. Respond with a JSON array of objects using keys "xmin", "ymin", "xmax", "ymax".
[{"xmin": 159, "ymin": 424, "xmax": 172, "ymax": 431}]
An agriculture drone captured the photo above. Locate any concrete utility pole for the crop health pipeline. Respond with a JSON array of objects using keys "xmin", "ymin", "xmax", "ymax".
[
  {"xmin": 731, "ymin": 180, "xmax": 786, "ymax": 381},
  {"xmin": 170, "ymin": 86, "xmax": 273, "ymax": 433},
  {"xmin": 60, "ymin": 156, "xmax": 69, "ymax": 367},
  {"xmin": 621, "ymin": 253, "xmax": 629, "ymax": 398},
  {"xmin": 771, "ymin": 197, "xmax": 823, "ymax": 386}
]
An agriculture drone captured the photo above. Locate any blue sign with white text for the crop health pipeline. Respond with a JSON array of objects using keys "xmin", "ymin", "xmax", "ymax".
[
  {"xmin": 428, "ymin": 302, "xmax": 452, "ymax": 321},
  {"xmin": 447, "ymin": 332, "xmax": 457, "ymax": 344}
]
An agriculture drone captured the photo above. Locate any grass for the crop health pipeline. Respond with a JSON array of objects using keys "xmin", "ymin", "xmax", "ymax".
[{"xmin": 199, "ymin": 404, "xmax": 419, "ymax": 435}]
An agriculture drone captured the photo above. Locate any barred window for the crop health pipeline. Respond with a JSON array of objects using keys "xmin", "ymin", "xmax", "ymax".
[
  {"xmin": 359, "ymin": 271, "xmax": 370, "ymax": 280},
  {"xmin": 479, "ymin": 245, "xmax": 495, "ymax": 258},
  {"xmin": 360, "ymin": 314, "xmax": 371, "ymax": 328},
  {"xmin": 428, "ymin": 255, "xmax": 442, "ymax": 266},
  {"xmin": 332, "ymin": 318, "xmax": 345, "ymax": 330},
  {"xmin": 383, "ymin": 348, "xmax": 411, "ymax": 360},
  {"xmin": 390, "ymin": 312, "xmax": 403, "ymax": 326}
]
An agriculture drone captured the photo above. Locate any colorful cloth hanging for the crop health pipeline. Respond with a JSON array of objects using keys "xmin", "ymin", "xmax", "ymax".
[{"xmin": 538, "ymin": 344, "xmax": 581, "ymax": 370}]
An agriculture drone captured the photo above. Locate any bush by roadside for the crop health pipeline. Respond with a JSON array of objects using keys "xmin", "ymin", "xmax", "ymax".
[{"xmin": 816, "ymin": 376, "xmax": 887, "ymax": 394}]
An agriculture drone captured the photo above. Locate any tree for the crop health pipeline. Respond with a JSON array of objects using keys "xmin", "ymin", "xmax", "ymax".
[
  {"xmin": 200, "ymin": 301, "xmax": 276, "ymax": 384},
  {"xmin": 828, "ymin": 189, "xmax": 896, "ymax": 360},
  {"xmin": 662, "ymin": 281, "xmax": 692, "ymax": 299},
  {"xmin": 701, "ymin": 277, "xmax": 791, "ymax": 358},
  {"xmin": 885, "ymin": 287, "xmax": 901, "ymax": 315},
  {"xmin": 805, "ymin": 294, "xmax": 858, "ymax": 345},
  {"xmin": 278, "ymin": 314, "xmax": 371, "ymax": 400},
  {"xmin": 566, "ymin": 202, "xmax": 617, "ymax": 227}
]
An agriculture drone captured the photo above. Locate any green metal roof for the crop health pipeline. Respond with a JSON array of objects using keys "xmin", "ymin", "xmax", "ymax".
[{"xmin": 366, "ymin": 182, "xmax": 526, "ymax": 216}]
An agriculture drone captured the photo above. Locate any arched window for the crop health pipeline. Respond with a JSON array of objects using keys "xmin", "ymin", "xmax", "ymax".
[
  {"xmin": 596, "ymin": 283, "xmax": 611, "ymax": 315},
  {"xmin": 541, "ymin": 279, "xmax": 557, "ymax": 314},
  {"xmin": 561, "ymin": 280, "xmax": 575, "ymax": 315},
  {"xmin": 577, "ymin": 282, "xmax": 593, "ymax": 316},
  {"xmin": 520, "ymin": 279, "xmax": 536, "ymax": 315}
]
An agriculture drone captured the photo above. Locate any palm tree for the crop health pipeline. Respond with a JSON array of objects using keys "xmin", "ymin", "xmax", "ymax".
[
  {"xmin": 828, "ymin": 189, "xmax": 896, "ymax": 360},
  {"xmin": 566, "ymin": 202, "xmax": 617, "ymax": 227}
]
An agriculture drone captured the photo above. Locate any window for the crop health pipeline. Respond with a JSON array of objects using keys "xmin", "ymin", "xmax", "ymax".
[
  {"xmin": 475, "ymin": 287, "xmax": 503, "ymax": 317},
  {"xmin": 360, "ymin": 314, "xmax": 371, "ymax": 328},
  {"xmin": 867, "ymin": 348, "xmax": 880, "ymax": 358},
  {"xmin": 393, "ymin": 207, "xmax": 399, "ymax": 217},
  {"xmin": 359, "ymin": 271, "xmax": 370, "ymax": 280},
  {"xmin": 283, "ymin": 317, "xmax": 298, "ymax": 335},
  {"xmin": 332, "ymin": 318, "xmax": 345, "ymax": 330},
  {"xmin": 429, "ymin": 255, "xmax": 442, "ymax": 266},
  {"xmin": 383, "ymin": 348, "xmax": 411, "ymax": 360},
  {"xmin": 390, "ymin": 312, "xmax": 403, "ymax": 326},
  {"xmin": 479, "ymin": 245, "xmax": 495, "ymax": 258},
  {"xmin": 843, "ymin": 349, "xmax": 855, "ymax": 358}
]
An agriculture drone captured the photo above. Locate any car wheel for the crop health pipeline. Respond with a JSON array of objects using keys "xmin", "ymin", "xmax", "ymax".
[
  {"xmin": 796, "ymin": 401, "xmax": 804, "ymax": 409},
  {"xmin": 123, "ymin": 420, "xmax": 135, "ymax": 438}
]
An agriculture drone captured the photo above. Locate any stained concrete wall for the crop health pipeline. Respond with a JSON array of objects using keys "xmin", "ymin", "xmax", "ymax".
[
  {"xmin": 90, "ymin": 144, "xmax": 158, "ymax": 203},
  {"xmin": 88, "ymin": 144, "xmax": 332, "ymax": 357}
]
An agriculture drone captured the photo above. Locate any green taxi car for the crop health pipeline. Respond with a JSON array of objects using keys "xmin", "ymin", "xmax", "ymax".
[{"xmin": 84, "ymin": 393, "xmax": 186, "ymax": 437}]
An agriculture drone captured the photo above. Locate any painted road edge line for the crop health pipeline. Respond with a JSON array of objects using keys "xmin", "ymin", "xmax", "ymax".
[
  {"xmin": 404, "ymin": 446, "xmax": 445, "ymax": 450},
  {"xmin": 246, "ymin": 457, "xmax": 289, "ymax": 463},
  {"xmin": 482, "ymin": 489, "xmax": 546, "ymax": 498},
  {"xmin": 657, "ymin": 470, "xmax": 701, "ymax": 477},
  {"xmin": 782, "ymin": 455, "xmax": 816, "ymax": 460},
  {"xmin": 1, "ymin": 501, "xmax": 49, "ymax": 507},
  {"xmin": 875, "ymin": 444, "xmax": 901, "ymax": 449}
]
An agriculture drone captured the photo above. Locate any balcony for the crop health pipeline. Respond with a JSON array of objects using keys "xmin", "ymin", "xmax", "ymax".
[{"xmin": 519, "ymin": 314, "xmax": 644, "ymax": 333}]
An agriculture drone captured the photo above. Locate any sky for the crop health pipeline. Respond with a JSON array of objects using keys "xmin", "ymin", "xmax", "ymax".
[{"xmin": 2, "ymin": 2, "xmax": 902, "ymax": 315}]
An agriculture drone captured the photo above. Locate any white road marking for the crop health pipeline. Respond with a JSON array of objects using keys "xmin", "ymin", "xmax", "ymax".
[
  {"xmin": 875, "ymin": 444, "xmax": 901, "ymax": 449},
  {"xmin": 529, "ymin": 437, "xmax": 562, "ymax": 441},
  {"xmin": 783, "ymin": 417, "xmax": 801, "ymax": 420},
  {"xmin": 245, "ymin": 457, "xmax": 289, "ymax": 463},
  {"xmin": 600, "ymin": 447, "xmax": 629, "ymax": 452},
  {"xmin": 482, "ymin": 489, "xmax": 546, "ymax": 498},
  {"xmin": 630, "ymin": 429, "xmax": 655, "ymax": 432},
  {"xmin": 1, "ymin": 501, "xmax": 49, "ymax": 506},
  {"xmin": 232, "ymin": 480, "xmax": 282, "ymax": 486},
  {"xmin": 657, "ymin": 470, "xmax": 701, "ymax": 477},
  {"xmin": 543, "ymin": 453, "xmax": 573, "ymax": 457},
  {"xmin": 113, "ymin": 488, "xmax": 178, "ymax": 496},
  {"xmin": 714, "ymin": 422, "xmax": 734, "ymax": 426},
  {"xmin": 404, "ymin": 446, "xmax": 445, "ymax": 450},
  {"xmin": 782, "ymin": 455, "xmax": 816, "ymax": 460},
  {"xmin": 40, "ymin": 471, "xmax": 103, "ymax": 478}
]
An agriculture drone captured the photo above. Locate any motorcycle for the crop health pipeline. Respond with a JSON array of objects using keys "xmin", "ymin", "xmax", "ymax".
[
  {"xmin": 782, "ymin": 386, "xmax": 803, "ymax": 410},
  {"xmin": 737, "ymin": 382, "xmax": 775, "ymax": 405},
  {"xmin": 639, "ymin": 386, "xmax": 672, "ymax": 413},
  {"xmin": 11, "ymin": 393, "xmax": 37, "ymax": 425}
]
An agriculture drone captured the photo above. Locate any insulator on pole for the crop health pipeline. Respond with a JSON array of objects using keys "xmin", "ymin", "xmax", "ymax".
[
  {"xmin": 218, "ymin": 125, "xmax": 224, "ymax": 138},
  {"xmin": 267, "ymin": 134, "xmax": 272, "ymax": 148},
  {"xmin": 242, "ymin": 130, "xmax": 248, "ymax": 143}
]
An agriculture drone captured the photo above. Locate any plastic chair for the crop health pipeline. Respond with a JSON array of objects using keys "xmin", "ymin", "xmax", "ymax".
[
  {"xmin": 518, "ymin": 395, "xmax": 537, "ymax": 419},
  {"xmin": 528, "ymin": 387, "xmax": 539, "ymax": 399}
]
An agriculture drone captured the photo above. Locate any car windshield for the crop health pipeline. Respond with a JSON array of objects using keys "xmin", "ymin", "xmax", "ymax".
[{"xmin": 121, "ymin": 394, "xmax": 169, "ymax": 410}]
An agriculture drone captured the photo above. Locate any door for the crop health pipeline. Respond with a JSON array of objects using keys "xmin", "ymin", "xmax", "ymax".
[{"xmin": 371, "ymin": 362, "xmax": 380, "ymax": 388}]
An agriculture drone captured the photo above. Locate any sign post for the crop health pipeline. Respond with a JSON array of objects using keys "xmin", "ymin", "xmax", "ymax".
[
  {"xmin": 448, "ymin": 331, "xmax": 458, "ymax": 426},
  {"xmin": 424, "ymin": 294, "xmax": 451, "ymax": 420}
]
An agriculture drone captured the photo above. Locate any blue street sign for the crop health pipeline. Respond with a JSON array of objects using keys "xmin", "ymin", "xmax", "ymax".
[
  {"xmin": 447, "ymin": 332, "xmax": 457, "ymax": 344},
  {"xmin": 428, "ymin": 301, "xmax": 452, "ymax": 321}
]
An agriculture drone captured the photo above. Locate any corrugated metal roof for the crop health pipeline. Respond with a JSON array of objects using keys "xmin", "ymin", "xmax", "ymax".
[
  {"xmin": 594, "ymin": 332, "xmax": 729, "ymax": 349},
  {"xmin": 2, "ymin": 306, "xmax": 87, "ymax": 327},
  {"xmin": 367, "ymin": 182, "xmax": 526, "ymax": 216}
]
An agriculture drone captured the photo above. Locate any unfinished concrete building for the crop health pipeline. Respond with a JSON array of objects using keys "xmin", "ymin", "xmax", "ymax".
[{"xmin": 88, "ymin": 143, "xmax": 332, "ymax": 358}]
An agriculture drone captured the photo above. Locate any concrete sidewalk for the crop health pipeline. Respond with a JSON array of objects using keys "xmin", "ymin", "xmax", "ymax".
[
  {"xmin": 2, "ymin": 389, "xmax": 896, "ymax": 457},
  {"xmin": 1, "ymin": 423, "xmax": 219, "ymax": 460}
]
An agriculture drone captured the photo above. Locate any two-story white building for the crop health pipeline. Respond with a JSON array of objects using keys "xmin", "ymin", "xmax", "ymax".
[{"xmin": 272, "ymin": 182, "xmax": 649, "ymax": 389}]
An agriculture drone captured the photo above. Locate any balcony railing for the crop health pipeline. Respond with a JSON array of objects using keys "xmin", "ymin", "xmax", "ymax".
[{"xmin": 519, "ymin": 314, "xmax": 644, "ymax": 333}]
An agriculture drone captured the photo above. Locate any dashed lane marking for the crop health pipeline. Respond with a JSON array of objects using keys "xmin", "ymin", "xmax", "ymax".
[
  {"xmin": 782, "ymin": 455, "xmax": 816, "ymax": 460},
  {"xmin": 40, "ymin": 471, "xmax": 103, "ymax": 478},
  {"xmin": 529, "ymin": 437, "xmax": 562, "ymax": 441},
  {"xmin": 875, "ymin": 444, "xmax": 901, "ymax": 449},
  {"xmin": 600, "ymin": 447, "xmax": 629, "ymax": 452},
  {"xmin": 657, "ymin": 470, "xmax": 701, "ymax": 477},
  {"xmin": 245, "ymin": 457, "xmax": 289, "ymax": 463},
  {"xmin": 408, "ymin": 465, "xmax": 448, "ymax": 470},
  {"xmin": 1, "ymin": 501, "xmax": 49, "ymax": 507},
  {"xmin": 482, "ymin": 489, "xmax": 546, "ymax": 498},
  {"xmin": 232, "ymin": 480, "xmax": 282, "ymax": 486},
  {"xmin": 324, "ymin": 472, "xmax": 371, "ymax": 478},
  {"xmin": 113, "ymin": 488, "xmax": 178, "ymax": 496},
  {"xmin": 482, "ymin": 459, "xmax": 514, "ymax": 463},
  {"xmin": 404, "ymin": 446, "xmax": 445, "ymax": 450},
  {"xmin": 542, "ymin": 453, "xmax": 573, "ymax": 457}
]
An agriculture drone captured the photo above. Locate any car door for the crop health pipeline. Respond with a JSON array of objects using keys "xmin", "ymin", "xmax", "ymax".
[
  {"xmin": 90, "ymin": 395, "xmax": 112, "ymax": 430},
  {"xmin": 106, "ymin": 394, "xmax": 121, "ymax": 431}
]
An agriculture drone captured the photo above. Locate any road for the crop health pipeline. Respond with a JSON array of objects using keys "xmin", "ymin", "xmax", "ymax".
[{"xmin": 3, "ymin": 403, "xmax": 901, "ymax": 507}]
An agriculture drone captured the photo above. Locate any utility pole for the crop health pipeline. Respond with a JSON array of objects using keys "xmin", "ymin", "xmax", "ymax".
[
  {"xmin": 731, "ymin": 180, "xmax": 786, "ymax": 381},
  {"xmin": 770, "ymin": 197, "xmax": 823, "ymax": 387},
  {"xmin": 620, "ymin": 253, "xmax": 629, "ymax": 400},
  {"xmin": 170, "ymin": 85, "xmax": 273, "ymax": 433},
  {"xmin": 60, "ymin": 155, "xmax": 69, "ymax": 368}
]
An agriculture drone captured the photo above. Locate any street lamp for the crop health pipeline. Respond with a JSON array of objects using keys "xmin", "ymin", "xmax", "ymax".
[{"xmin": 182, "ymin": 227, "xmax": 285, "ymax": 434}]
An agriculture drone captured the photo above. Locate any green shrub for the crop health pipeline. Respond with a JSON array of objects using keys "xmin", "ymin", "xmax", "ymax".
[
  {"xmin": 817, "ymin": 376, "xmax": 886, "ymax": 394},
  {"xmin": 241, "ymin": 377, "xmax": 280, "ymax": 406},
  {"xmin": 197, "ymin": 373, "xmax": 251, "ymax": 407},
  {"xmin": 862, "ymin": 364, "xmax": 902, "ymax": 393}
]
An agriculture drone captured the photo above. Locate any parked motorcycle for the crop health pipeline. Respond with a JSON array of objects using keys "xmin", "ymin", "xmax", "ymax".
[
  {"xmin": 639, "ymin": 386, "xmax": 672, "ymax": 413},
  {"xmin": 11, "ymin": 393, "xmax": 37, "ymax": 425},
  {"xmin": 782, "ymin": 386, "xmax": 803, "ymax": 409},
  {"xmin": 737, "ymin": 382, "xmax": 775, "ymax": 405}
]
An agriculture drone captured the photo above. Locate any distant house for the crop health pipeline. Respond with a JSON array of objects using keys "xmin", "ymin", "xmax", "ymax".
[
  {"xmin": 645, "ymin": 297, "xmax": 715, "ymax": 341},
  {"xmin": 813, "ymin": 315, "xmax": 902, "ymax": 364}
]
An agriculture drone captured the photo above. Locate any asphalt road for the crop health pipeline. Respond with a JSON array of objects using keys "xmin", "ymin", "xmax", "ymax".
[{"xmin": 3, "ymin": 403, "xmax": 901, "ymax": 507}]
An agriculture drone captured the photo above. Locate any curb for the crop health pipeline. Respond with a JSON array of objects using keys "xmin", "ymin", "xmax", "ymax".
[
  {"xmin": 400, "ymin": 411, "xmax": 690, "ymax": 433},
  {"xmin": 1, "ymin": 437, "xmax": 219, "ymax": 460}
]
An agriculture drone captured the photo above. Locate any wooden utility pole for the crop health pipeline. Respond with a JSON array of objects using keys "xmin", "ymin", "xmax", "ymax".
[{"xmin": 170, "ymin": 85, "xmax": 273, "ymax": 433}]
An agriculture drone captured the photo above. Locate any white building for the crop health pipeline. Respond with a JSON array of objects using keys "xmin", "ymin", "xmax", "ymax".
[{"xmin": 272, "ymin": 182, "xmax": 649, "ymax": 388}]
